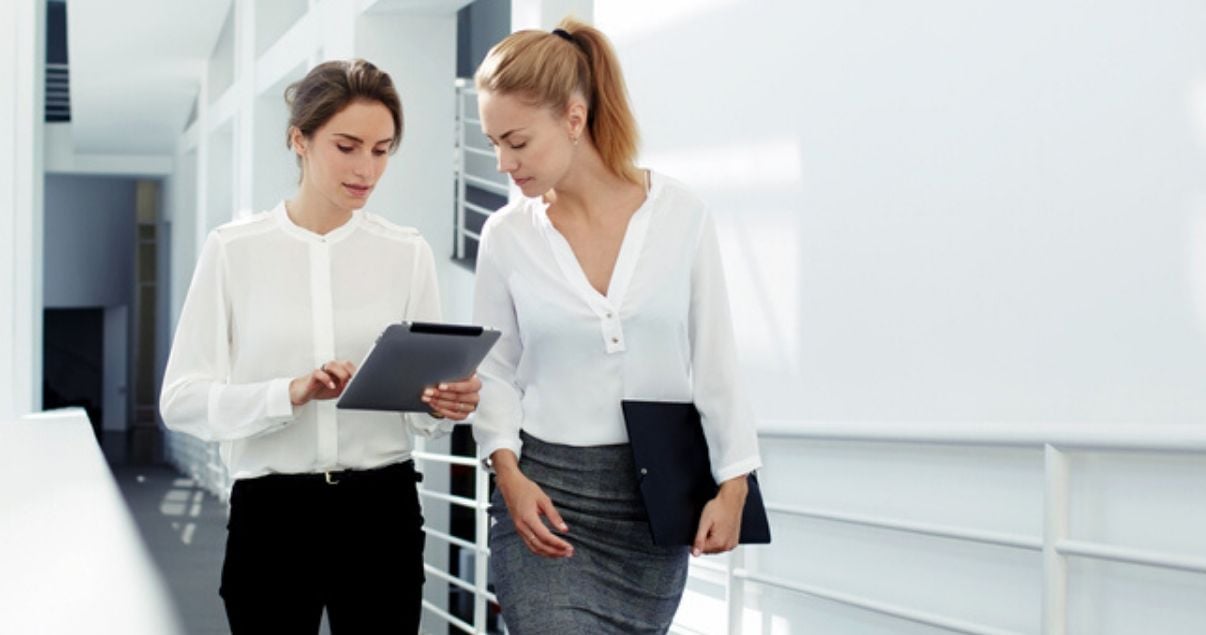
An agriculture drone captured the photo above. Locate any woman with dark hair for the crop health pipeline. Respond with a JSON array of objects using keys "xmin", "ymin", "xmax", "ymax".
[
  {"xmin": 160, "ymin": 59, "xmax": 479, "ymax": 634},
  {"xmin": 471, "ymin": 18, "xmax": 763, "ymax": 634}
]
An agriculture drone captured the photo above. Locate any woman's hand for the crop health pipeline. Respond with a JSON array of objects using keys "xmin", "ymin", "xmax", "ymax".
[
  {"xmin": 692, "ymin": 474, "xmax": 749, "ymax": 557},
  {"xmin": 421, "ymin": 373, "xmax": 482, "ymax": 421},
  {"xmin": 289, "ymin": 360, "xmax": 356, "ymax": 406},
  {"xmin": 493, "ymin": 450, "xmax": 574, "ymax": 559}
]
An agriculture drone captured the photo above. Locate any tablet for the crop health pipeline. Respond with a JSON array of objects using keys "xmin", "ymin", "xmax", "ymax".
[{"xmin": 336, "ymin": 321, "xmax": 501, "ymax": 412}]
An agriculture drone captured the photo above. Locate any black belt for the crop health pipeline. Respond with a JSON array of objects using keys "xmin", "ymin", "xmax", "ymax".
[{"xmin": 241, "ymin": 459, "xmax": 422, "ymax": 488}]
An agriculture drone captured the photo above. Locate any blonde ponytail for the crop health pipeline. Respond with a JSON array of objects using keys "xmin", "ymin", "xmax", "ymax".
[{"xmin": 474, "ymin": 17, "xmax": 641, "ymax": 185}]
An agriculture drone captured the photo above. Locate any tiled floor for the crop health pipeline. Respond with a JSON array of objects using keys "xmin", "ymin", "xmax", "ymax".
[
  {"xmin": 110, "ymin": 464, "xmax": 230, "ymax": 635},
  {"xmin": 108, "ymin": 457, "xmax": 335, "ymax": 635}
]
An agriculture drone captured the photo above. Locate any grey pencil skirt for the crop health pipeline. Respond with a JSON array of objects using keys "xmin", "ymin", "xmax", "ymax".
[{"xmin": 489, "ymin": 431, "xmax": 690, "ymax": 634}]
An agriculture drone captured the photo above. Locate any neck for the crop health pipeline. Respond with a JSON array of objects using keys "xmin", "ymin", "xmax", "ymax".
[
  {"xmin": 546, "ymin": 142, "xmax": 642, "ymax": 222},
  {"xmin": 286, "ymin": 180, "xmax": 354, "ymax": 235}
]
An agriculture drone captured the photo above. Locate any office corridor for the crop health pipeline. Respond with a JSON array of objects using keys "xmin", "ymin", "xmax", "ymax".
[{"xmin": 109, "ymin": 463, "xmax": 228, "ymax": 634}]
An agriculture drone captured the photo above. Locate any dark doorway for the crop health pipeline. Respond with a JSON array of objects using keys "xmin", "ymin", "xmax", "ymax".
[{"xmin": 43, "ymin": 307, "xmax": 104, "ymax": 440}]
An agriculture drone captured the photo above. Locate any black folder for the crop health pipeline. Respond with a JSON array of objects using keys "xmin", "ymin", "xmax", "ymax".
[{"xmin": 621, "ymin": 400, "xmax": 771, "ymax": 547}]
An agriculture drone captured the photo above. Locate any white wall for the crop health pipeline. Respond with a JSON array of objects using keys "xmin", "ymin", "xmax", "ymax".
[
  {"xmin": 251, "ymin": 63, "xmax": 307, "ymax": 214},
  {"xmin": 42, "ymin": 175, "xmax": 138, "ymax": 309},
  {"xmin": 592, "ymin": 1, "xmax": 1206, "ymax": 633},
  {"xmin": 168, "ymin": 149, "xmax": 197, "ymax": 329},
  {"xmin": 598, "ymin": 0, "xmax": 1206, "ymax": 425},
  {"xmin": 44, "ymin": 123, "xmax": 173, "ymax": 176},
  {"xmin": 0, "ymin": 0, "xmax": 45, "ymax": 420},
  {"xmin": 356, "ymin": 12, "xmax": 460, "ymax": 313}
]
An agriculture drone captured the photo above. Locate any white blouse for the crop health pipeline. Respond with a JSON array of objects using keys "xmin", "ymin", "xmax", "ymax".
[
  {"xmin": 160, "ymin": 203, "xmax": 451, "ymax": 480},
  {"xmin": 472, "ymin": 172, "xmax": 762, "ymax": 483}
]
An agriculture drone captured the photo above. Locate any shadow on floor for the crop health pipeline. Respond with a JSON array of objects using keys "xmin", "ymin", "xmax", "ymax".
[
  {"xmin": 109, "ymin": 463, "xmax": 230, "ymax": 635},
  {"xmin": 104, "ymin": 433, "xmax": 334, "ymax": 635}
]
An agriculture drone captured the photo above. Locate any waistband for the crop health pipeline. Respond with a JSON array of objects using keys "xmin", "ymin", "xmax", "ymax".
[
  {"xmin": 235, "ymin": 459, "xmax": 421, "ymax": 488},
  {"xmin": 519, "ymin": 430, "xmax": 634, "ymax": 472}
]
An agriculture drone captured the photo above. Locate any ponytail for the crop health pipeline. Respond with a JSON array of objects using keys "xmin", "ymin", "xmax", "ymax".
[{"xmin": 474, "ymin": 17, "xmax": 642, "ymax": 186}]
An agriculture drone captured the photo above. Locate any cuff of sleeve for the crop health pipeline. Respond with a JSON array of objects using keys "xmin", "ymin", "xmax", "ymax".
[
  {"xmin": 478, "ymin": 436, "xmax": 523, "ymax": 464},
  {"xmin": 714, "ymin": 456, "xmax": 763, "ymax": 485},
  {"xmin": 408, "ymin": 413, "xmax": 456, "ymax": 439},
  {"xmin": 266, "ymin": 378, "xmax": 296, "ymax": 421}
]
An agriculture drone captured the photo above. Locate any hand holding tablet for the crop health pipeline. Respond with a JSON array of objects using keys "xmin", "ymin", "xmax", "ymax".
[
  {"xmin": 336, "ymin": 322, "xmax": 501, "ymax": 413},
  {"xmin": 420, "ymin": 374, "xmax": 483, "ymax": 420}
]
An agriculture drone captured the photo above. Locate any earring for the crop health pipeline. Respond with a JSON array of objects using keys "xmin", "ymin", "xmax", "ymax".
[{"xmin": 572, "ymin": 135, "xmax": 580, "ymax": 146}]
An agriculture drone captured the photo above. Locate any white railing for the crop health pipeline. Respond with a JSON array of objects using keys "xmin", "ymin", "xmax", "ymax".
[
  {"xmin": 412, "ymin": 420, "xmax": 1206, "ymax": 635},
  {"xmin": 165, "ymin": 430, "xmax": 231, "ymax": 502},
  {"xmin": 453, "ymin": 80, "xmax": 508, "ymax": 267},
  {"xmin": 412, "ymin": 436, "xmax": 502, "ymax": 634}
]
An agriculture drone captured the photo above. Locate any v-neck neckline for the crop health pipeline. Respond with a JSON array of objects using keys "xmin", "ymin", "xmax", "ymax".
[{"xmin": 536, "ymin": 170, "xmax": 660, "ymax": 311}]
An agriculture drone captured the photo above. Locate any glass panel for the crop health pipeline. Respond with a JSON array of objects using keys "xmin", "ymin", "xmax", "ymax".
[
  {"xmin": 466, "ymin": 185, "xmax": 506, "ymax": 211},
  {"xmin": 139, "ymin": 243, "xmax": 156, "ymax": 281},
  {"xmin": 464, "ymin": 152, "xmax": 505, "ymax": 186},
  {"xmin": 465, "ymin": 209, "xmax": 488, "ymax": 236}
]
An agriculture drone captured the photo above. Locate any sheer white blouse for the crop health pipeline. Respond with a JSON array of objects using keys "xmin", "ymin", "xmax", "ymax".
[
  {"xmin": 472, "ymin": 173, "xmax": 762, "ymax": 483},
  {"xmin": 160, "ymin": 203, "xmax": 451, "ymax": 480}
]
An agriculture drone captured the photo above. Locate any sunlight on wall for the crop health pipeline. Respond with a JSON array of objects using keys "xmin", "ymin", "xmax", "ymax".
[
  {"xmin": 643, "ymin": 138, "xmax": 805, "ymax": 378},
  {"xmin": 1191, "ymin": 80, "xmax": 1206, "ymax": 150},
  {"xmin": 1185, "ymin": 200, "xmax": 1206, "ymax": 343},
  {"xmin": 674, "ymin": 584, "xmax": 728, "ymax": 633},
  {"xmin": 718, "ymin": 211, "xmax": 801, "ymax": 377},
  {"xmin": 594, "ymin": 0, "xmax": 740, "ymax": 44},
  {"xmin": 643, "ymin": 139, "xmax": 804, "ymax": 192}
]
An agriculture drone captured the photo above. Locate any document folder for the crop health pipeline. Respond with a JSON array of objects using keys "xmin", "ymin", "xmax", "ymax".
[
  {"xmin": 621, "ymin": 400, "xmax": 771, "ymax": 547},
  {"xmin": 337, "ymin": 321, "xmax": 500, "ymax": 412}
]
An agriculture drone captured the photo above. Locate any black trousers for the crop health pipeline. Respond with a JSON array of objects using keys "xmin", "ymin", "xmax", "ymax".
[{"xmin": 220, "ymin": 460, "xmax": 426, "ymax": 634}]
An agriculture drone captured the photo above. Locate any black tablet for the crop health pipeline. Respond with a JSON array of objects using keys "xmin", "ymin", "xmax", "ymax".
[{"xmin": 336, "ymin": 321, "xmax": 501, "ymax": 412}]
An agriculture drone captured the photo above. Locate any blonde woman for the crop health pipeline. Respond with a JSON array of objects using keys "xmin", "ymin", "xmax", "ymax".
[{"xmin": 471, "ymin": 19, "xmax": 762, "ymax": 634}]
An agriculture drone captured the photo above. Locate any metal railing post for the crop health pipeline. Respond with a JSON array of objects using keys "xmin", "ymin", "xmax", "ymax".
[
  {"xmin": 454, "ymin": 81, "xmax": 468, "ymax": 260},
  {"xmin": 1043, "ymin": 444, "xmax": 1069, "ymax": 635},
  {"xmin": 474, "ymin": 446, "xmax": 491, "ymax": 633},
  {"xmin": 726, "ymin": 549, "xmax": 746, "ymax": 634}
]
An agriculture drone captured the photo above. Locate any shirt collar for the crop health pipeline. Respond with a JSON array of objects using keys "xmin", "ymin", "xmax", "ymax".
[{"xmin": 273, "ymin": 201, "xmax": 364, "ymax": 243}]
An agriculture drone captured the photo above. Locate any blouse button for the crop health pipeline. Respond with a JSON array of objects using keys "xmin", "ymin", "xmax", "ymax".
[
  {"xmin": 605, "ymin": 312, "xmax": 614, "ymax": 319},
  {"xmin": 611, "ymin": 337, "xmax": 620, "ymax": 344}
]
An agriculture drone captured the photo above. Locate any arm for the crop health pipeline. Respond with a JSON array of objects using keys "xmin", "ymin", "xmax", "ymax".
[
  {"xmin": 159, "ymin": 233, "xmax": 295, "ymax": 443},
  {"xmin": 470, "ymin": 224, "xmax": 524, "ymax": 463},
  {"xmin": 472, "ymin": 221, "xmax": 572, "ymax": 558},
  {"xmin": 689, "ymin": 211, "xmax": 764, "ymax": 555}
]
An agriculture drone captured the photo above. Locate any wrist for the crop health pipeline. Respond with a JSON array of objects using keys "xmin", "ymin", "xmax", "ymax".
[
  {"xmin": 489, "ymin": 450, "xmax": 522, "ymax": 481},
  {"xmin": 288, "ymin": 377, "xmax": 305, "ymax": 406},
  {"xmin": 718, "ymin": 474, "xmax": 749, "ymax": 500}
]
